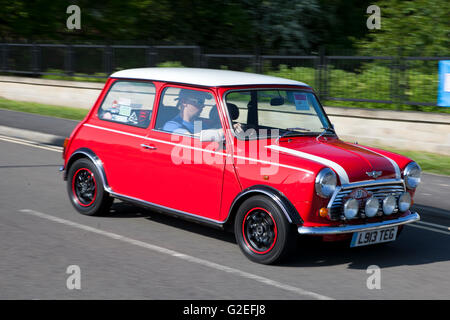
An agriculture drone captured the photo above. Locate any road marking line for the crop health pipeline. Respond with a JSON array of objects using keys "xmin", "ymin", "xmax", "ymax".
[
  {"xmin": 406, "ymin": 224, "xmax": 450, "ymax": 236},
  {"xmin": 19, "ymin": 209, "xmax": 333, "ymax": 300},
  {"xmin": 415, "ymin": 221, "xmax": 450, "ymax": 231},
  {"xmin": 0, "ymin": 135, "xmax": 62, "ymax": 152}
]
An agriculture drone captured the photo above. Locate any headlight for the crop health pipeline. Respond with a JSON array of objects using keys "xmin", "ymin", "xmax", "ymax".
[
  {"xmin": 398, "ymin": 192, "xmax": 412, "ymax": 212},
  {"xmin": 344, "ymin": 198, "xmax": 359, "ymax": 219},
  {"xmin": 364, "ymin": 197, "xmax": 380, "ymax": 218},
  {"xmin": 315, "ymin": 168, "xmax": 337, "ymax": 198},
  {"xmin": 403, "ymin": 162, "xmax": 421, "ymax": 189}
]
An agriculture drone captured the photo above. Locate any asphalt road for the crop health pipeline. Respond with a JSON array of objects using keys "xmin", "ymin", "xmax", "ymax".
[{"xmin": 1, "ymin": 135, "xmax": 450, "ymax": 300}]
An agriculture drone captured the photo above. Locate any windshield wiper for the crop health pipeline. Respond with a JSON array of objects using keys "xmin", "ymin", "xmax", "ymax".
[
  {"xmin": 276, "ymin": 127, "xmax": 311, "ymax": 143},
  {"xmin": 316, "ymin": 126, "xmax": 336, "ymax": 140}
]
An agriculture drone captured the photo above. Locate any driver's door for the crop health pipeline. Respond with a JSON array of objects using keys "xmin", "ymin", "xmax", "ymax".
[{"xmin": 138, "ymin": 86, "xmax": 227, "ymax": 221}]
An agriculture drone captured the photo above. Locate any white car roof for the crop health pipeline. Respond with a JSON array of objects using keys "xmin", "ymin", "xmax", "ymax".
[{"xmin": 110, "ymin": 67, "xmax": 310, "ymax": 87}]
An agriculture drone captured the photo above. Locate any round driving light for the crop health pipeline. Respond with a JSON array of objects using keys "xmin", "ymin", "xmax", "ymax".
[
  {"xmin": 344, "ymin": 198, "xmax": 359, "ymax": 219},
  {"xmin": 364, "ymin": 197, "xmax": 380, "ymax": 218},
  {"xmin": 404, "ymin": 162, "xmax": 421, "ymax": 189},
  {"xmin": 398, "ymin": 192, "xmax": 412, "ymax": 212},
  {"xmin": 382, "ymin": 195, "xmax": 396, "ymax": 215}
]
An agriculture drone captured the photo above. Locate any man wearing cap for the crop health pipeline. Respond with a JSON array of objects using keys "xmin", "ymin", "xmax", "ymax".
[
  {"xmin": 163, "ymin": 89, "xmax": 242, "ymax": 140},
  {"xmin": 163, "ymin": 89, "xmax": 208, "ymax": 135}
]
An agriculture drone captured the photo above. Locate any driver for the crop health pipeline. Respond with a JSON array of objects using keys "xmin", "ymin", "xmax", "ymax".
[
  {"xmin": 163, "ymin": 89, "xmax": 242, "ymax": 140},
  {"xmin": 163, "ymin": 89, "xmax": 207, "ymax": 134}
]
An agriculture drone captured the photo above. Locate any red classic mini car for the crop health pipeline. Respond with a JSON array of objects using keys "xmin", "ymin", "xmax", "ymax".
[{"xmin": 62, "ymin": 68, "xmax": 421, "ymax": 264}]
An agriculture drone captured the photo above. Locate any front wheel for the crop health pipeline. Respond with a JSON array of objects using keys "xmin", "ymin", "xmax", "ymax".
[
  {"xmin": 67, "ymin": 158, "xmax": 113, "ymax": 216},
  {"xmin": 234, "ymin": 195, "xmax": 297, "ymax": 264}
]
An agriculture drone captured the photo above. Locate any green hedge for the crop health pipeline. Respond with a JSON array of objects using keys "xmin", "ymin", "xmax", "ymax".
[
  {"xmin": 38, "ymin": 63, "xmax": 450, "ymax": 114},
  {"xmin": 265, "ymin": 64, "xmax": 449, "ymax": 114}
]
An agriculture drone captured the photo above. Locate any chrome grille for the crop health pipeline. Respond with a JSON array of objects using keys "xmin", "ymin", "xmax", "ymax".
[{"xmin": 328, "ymin": 181, "xmax": 405, "ymax": 220}]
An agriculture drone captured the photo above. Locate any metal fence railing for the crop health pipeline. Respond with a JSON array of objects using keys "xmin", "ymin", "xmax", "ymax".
[{"xmin": 0, "ymin": 43, "xmax": 448, "ymax": 107}]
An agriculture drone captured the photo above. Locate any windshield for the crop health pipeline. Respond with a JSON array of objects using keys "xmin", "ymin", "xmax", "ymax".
[{"xmin": 225, "ymin": 89, "xmax": 331, "ymax": 139}]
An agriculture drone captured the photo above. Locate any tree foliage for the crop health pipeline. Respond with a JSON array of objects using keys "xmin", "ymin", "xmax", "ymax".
[
  {"xmin": 1, "ymin": 0, "xmax": 447, "ymax": 55},
  {"xmin": 356, "ymin": 0, "xmax": 450, "ymax": 56}
]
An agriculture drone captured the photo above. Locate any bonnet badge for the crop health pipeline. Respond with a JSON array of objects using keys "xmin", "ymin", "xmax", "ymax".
[{"xmin": 366, "ymin": 171, "xmax": 382, "ymax": 179}]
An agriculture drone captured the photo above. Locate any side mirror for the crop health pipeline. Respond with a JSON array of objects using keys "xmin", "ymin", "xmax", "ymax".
[{"xmin": 270, "ymin": 97, "xmax": 284, "ymax": 106}]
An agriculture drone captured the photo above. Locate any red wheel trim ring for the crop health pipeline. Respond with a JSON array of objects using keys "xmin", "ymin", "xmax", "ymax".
[
  {"xmin": 72, "ymin": 168, "xmax": 97, "ymax": 207},
  {"xmin": 242, "ymin": 207, "xmax": 278, "ymax": 255}
]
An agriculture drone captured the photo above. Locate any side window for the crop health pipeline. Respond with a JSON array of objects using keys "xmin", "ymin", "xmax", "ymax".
[
  {"xmin": 155, "ymin": 87, "xmax": 219, "ymax": 136},
  {"xmin": 98, "ymin": 81, "xmax": 156, "ymax": 128}
]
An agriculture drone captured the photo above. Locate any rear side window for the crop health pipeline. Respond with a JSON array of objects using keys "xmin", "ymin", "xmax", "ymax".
[{"xmin": 98, "ymin": 81, "xmax": 156, "ymax": 128}]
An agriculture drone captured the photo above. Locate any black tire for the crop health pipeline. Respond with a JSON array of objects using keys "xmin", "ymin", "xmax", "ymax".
[
  {"xmin": 67, "ymin": 158, "xmax": 113, "ymax": 216},
  {"xmin": 234, "ymin": 195, "xmax": 297, "ymax": 264}
]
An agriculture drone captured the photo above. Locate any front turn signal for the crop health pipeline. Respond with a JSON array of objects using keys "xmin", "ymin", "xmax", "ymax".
[{"xmin": 319, "ymin": 207, "xmax": 329, "ymax": 218}]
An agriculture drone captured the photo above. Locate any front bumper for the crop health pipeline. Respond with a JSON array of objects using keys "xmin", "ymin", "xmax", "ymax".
[{"xmin": 298, "ymin": 212, "xmax": 420, "ymax": 235}]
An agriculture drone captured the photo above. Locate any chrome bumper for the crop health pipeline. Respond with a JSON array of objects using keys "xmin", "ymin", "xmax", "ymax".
[{"xmin": 298, "ymin": 212, "xmax": 420, "ymax": 235}]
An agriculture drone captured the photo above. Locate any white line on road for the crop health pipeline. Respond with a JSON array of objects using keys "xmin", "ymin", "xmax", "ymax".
[
  {"xmin": 406, "ymin": 224, "xmax": 450, "ymax": 236},
  {"xmin": 416, "ymin": 221, "xmax": 450, "ymax": 231},
  {"xmin": 0, "ymin": 134, "xmax": 62, "ymax": 152},
  {"xmin": 19, "ymin": 209, "xmax": 333, "ymax": 300}
]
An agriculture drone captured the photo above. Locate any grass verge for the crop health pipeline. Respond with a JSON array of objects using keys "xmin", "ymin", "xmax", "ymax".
[
  {"xmin": 0, "ymin": 98, "xmax": 88, "ymax": 121},
  {"xmin": 0, "ymin": 97, "xmax": 448, "ymax": 176},
  {"xmin": 380, "ymin": 147, "xmax": 450, "ymax": 177}
]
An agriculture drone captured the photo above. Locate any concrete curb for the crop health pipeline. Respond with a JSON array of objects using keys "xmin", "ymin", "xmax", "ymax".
[{"xmin": 0, "ymin": 125, "xmax": 65, "ymax": 147}]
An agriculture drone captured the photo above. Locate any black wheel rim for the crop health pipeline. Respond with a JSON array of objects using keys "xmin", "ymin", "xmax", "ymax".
[
  {"xmin": 72, "ymin": 168, "xmax": 97, "ymax": 207},
  {"xmin": 242, "ymin": 207, "xmax": 277, "ymax": 254}
]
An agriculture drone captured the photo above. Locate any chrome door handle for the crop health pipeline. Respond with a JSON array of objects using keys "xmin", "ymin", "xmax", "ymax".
[{"xmin": 141, "ymin": 144, "xmax": 157, "ymax": 150}]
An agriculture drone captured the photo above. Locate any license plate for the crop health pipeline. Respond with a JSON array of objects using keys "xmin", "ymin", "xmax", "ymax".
[{"xmin": 350, "ymin": 226, "xmax": 398, "ymax": 247}]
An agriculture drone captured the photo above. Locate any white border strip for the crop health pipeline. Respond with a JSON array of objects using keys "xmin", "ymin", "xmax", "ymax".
[
  {"xmin": 406, "ymin": 224, "xmax": 450, "ymax": 236},
  {"xmin": 266, "ymin": 145, "xmax": 349, "ymax": 184},
  {"xmin": 415, "ymin": 220, "xmax": 450, "ymax": 231}
]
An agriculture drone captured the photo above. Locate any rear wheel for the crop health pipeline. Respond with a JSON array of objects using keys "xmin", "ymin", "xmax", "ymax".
[
  {"xmin": 234, "ymin": 195, "xmax": 297, "ymax": 264},
  {"xmin": 67, "ymin": 158, "xmax": 113, "ymax": 216}
]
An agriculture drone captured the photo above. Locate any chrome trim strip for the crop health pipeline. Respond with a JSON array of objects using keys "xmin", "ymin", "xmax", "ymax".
[
  {"xmin": 326, "ymin": 185, "xmax": 342, "ymax": 216},
  {"xmin": 340, "ymin": 178, "xmax": 404, "ymax": 190},
  {"xmin": 298, "ymin": 212, "xmax": 420, "ymax": 235}
]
